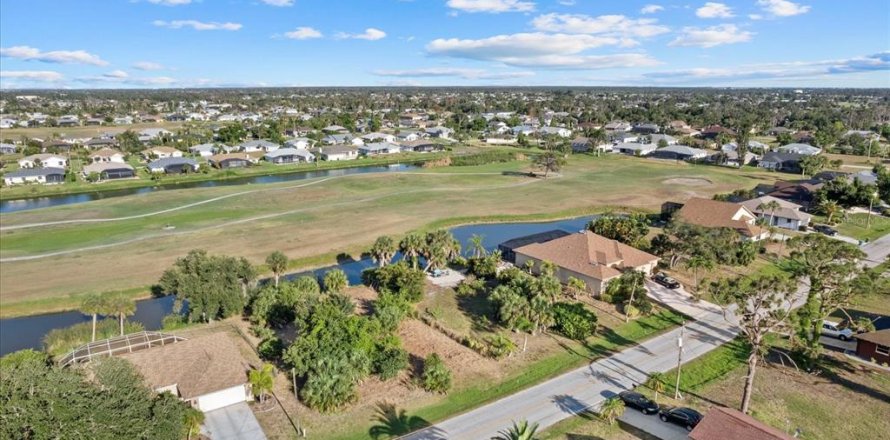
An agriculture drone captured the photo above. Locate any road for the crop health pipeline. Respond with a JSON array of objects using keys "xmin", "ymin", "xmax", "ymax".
[{"xmin": 403, "ymin": 233, "xmax": 888, "ymax": 440}]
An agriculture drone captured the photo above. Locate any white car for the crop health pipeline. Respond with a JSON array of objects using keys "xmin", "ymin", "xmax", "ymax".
[{"xmin": 822, "ymin": 320, "xmax": 854, "ymax": 341}]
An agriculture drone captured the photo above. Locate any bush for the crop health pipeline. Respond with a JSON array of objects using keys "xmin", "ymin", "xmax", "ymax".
[
  {"xmin": 486, "ymin": 333, "xmax": 517, "ymax": 359},
  {"xmin": 257, "ymin": 337, "xmax": 284, "ymax": 361},
  {"xmin": 363, "ymin": 262, "xmax": 426, "ymax": 303},
  {"xmin": 161, "ymin": 313, "xmax": 190, "ymax": 330},
  {"xmin": 551, "ymin": 302, "xmax": 598, "ymax": 340},
  {"xmin": 374, "ymin": 292, "xmax": 411, "ymax": 332},
  {"xmin": 468, "ymin": 254, "xmax": 499, "ymax": 278},
  {"xmin": 44, "ymin": 320, "xmax": 145, "ymax": 358},
  {"xmin": 373, "ymin": 346, "xmax": 408, "ymax": 380},
  {"xmin": 450, "ymin": 150, "xmax": 516, "ymax": 167},
  {"xmin": 421, "ymin": 353, "xmax": 452, "ymax": 394}
]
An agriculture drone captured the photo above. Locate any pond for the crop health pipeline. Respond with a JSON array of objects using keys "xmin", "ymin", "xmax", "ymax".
[
  {"xmin": 0, "ymin": 215, "xmax": 595, "ymax": 356},
  {"xmin": 0, "ymin": 163, "xmax": 417, "ymax": 213}
]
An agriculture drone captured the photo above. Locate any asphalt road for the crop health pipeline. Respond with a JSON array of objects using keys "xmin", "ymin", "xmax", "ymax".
[{"xmin": 402, "ymin": 233, "xmax": 888, "ymax": 440}]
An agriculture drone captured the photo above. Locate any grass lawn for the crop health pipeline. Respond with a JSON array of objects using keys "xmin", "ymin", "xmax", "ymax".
[
  {"xmin": 0, "ymin": 154, "xmax": 782, "ymax": 312},
  {"xmin": 831, "ymin": 213, "xmax": 890, "ymax": 242}
]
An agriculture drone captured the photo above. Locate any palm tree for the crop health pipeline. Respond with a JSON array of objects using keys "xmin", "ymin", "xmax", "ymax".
[
  {"xmin": 469, "ymin": 234, "xmax": 487, "ymax": 259},
  {"xmin": 323, "ymin": 269, "xmax": 349, "ymax": 293},
  {"xmin": 598, "ymin": 396, "xmax": 626, "ymax": 425},
  {"xmin": 105, "ymin": 293, "xmax": 136, "ymax": 336},
  {"xmin": 248, "ymin": 363, "xmax": 275, "ymax": 404},
  {"xmin": 265, "ymin": 251, "xmax": 289, "ymax": 287},
  {"xmin": 370, "ymin": 236, "xmax": 397, "ymax": 267},
  {"xmin": 565, "ymin": 277, "xmax": 587, "ymax": 300},
  {"xmin": 756, "ymin": 200, "xmax": 781, "ymax": 231},
  {"xmin": 369, "ymin": 403, "xmax": 428, "ymax": 439},
  {"xmin": 184, "ymin": 407, "xmax": 204, "ymax": 440},
  {"xmin": 491, "ymin": 420, "xmax": 539, "ymax": 440},
  {"xmin": 685, "ymin": 255, "xmax": 715, "ymax": 295},
  {"xmin": 80, "ymin": 293, "xmax": 107, "ymax": 342},
  {"xmin": 645, "ymin": 372, "xmax": 667, "ymax": 403},
  {"xmin": 399, "ymin": 232, "xmax": 425, "ymax": 269},
  {"xmin": 820, "ymin": 200, "xmax": 842, "ymax": 225}
]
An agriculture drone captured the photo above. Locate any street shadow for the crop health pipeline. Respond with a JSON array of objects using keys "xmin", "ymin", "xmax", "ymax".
[
  {"xmin": 814, "ymin": 356, "xmax": 890, "ymax": 403},
  {"xmin": 551, "ymin": 394, "xmax": 590, "ymax": 415},
  {"xmin": 586, "ymin": 365, "xmax": 625, "ymax": 389},
  {"xmin": 369, "ymin": 402, "xmax": 445, "ymax": 440}
]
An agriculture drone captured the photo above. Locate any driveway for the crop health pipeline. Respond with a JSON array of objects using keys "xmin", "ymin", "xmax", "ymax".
[
  {"xmin": 619, "ymin": 408, "xmax": 689, "ymax": 440},
  {"xmin": 202, "ymin": 402, "xmax": 267, "ymax": 440}
]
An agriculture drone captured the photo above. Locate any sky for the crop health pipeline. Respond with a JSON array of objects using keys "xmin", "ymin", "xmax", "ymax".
[{"xmin": 0, "ymin": 0, "xmax": 888, "ymax": 89}]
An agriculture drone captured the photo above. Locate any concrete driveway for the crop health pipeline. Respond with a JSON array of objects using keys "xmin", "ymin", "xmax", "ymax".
[
  {"xmin": 620, "ymin": 408, "xmax": 689, "ymax": 440},
  {"xmin": 202, "ymin": 402, "xmax": 267, "ymax": 440}
]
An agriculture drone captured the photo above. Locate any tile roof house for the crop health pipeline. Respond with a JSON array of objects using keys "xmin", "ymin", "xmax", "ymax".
[
  {"xmin": 120, "ymin": 333, "xmax": 252, "ymax": 412},
  {"xmin": 82, "ymin": 162, "xmax": 135, "ymax": 180},
  {"xmin": 513, "ymin": 231, "xmax": 659, "ymax": 295},
  {"xmin": 738, "ymin": 196, "xmax": 812, "ymax": 231},
  {"xmin": 89, "ymin": 148, "xmax": 126, "ymax": 164},
  {"xmin": 142, "ymin": 146, "xmax": 183, "ymax": 160},
  {"xmin": 208, "ymin": 153, "xmax": 251, "ymax": 169},
  {"xmin": 689, "ymin": 407, "xmax": 794, "ymax": 440},
  {"xmin": 757, "ymin": 180, "xmax": 823, "ymax": 209},
  {"xmin": 675, "ymin": 197, "xmax": 766, "ymax": 240}
]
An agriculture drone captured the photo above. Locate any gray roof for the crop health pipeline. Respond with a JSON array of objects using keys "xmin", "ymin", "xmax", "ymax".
[
  {"xmin": 5, "ymin": 167, "xmax": 66, "ymax": 178},
  {"xmin": 778, "ymin": 143, "xmax": 821, "ymax": 155},
  {"xmin": 656, "ymin": 144, "xmax": 707, "ymax": 156},
  {"xmin": 239, "ymin": 139, "xmax": 279, "ymax": 149},
  {"xmin": 615, "ymin": 142, "xmax": 656, "ymax": 152},
  {"xmin": 322, "ymin": 144, "xmax": 358, "ymax": 155},
  {"xmin": 83, "ymin": 162, "xmax": 134, "ymax": 174},
  {"xmin": 189, "ymin": 143, "xmax": 218, "ymax": 152},
  {"xmin": 360, "ymin": 142, "xmax": 399, "ymax": 152},
  {"xmin": 264, "ymin": 148, "xmax": 313, "ymax": 159},
  {"xmin": 147, "ymin": 157, "xmax": 198, "ymax": 169}
]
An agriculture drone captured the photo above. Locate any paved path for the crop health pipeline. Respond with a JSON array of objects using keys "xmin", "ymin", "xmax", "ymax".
[
  {"xmin": 619, "ymin": 409, "xmax": 688, "ymax": 440},
  {"xmin": 202, "ymin": 402, "xmax": 267, "ymax": 440},
  {"xmin": 404, "ymin": 235, "xmax": 888, "ymax": 440}
]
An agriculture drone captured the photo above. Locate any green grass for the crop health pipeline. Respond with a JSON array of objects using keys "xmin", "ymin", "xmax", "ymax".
[
  {"xmin": 0, "ymin": 286, "xmax": 152, "ymax": 319},
  {"xmin": 322, "ymin": 310, "xmax": 686, "ymax": 440},
  {"xmin": 832, "ymin": 213, "xmax": 890, "ymax": 242}
]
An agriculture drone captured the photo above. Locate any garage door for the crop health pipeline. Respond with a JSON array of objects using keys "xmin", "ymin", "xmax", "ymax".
[{"xmin": 197, "ymin": 385, "xmax": 248, "ymax": 412}]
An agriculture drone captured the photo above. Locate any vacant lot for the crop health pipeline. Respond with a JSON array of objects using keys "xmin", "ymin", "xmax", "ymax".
[{"xmin": 0, "ymin": 155, "xmax": 781, "ymax": 311}]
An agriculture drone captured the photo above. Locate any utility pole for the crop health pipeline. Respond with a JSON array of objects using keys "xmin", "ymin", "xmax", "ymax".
[
  {"xmin": 674, "ymin": 322, "xmax": 685, "ymax": 399},
  {"xmin": 867, "ymin": 191, "xmax": 878, "ymax": 230}
]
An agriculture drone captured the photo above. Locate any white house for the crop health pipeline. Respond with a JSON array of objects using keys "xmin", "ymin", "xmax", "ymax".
[
  {"xmin": 778, "ymin": 143, "xmax": 821, "ymax": 155},
  {"xmin": 142, "ymin": 147, "xmax": 182, "ymax": 159},
  {"xmin": 739, "ymin": 196, "xmax": 813, "ymax": 231},
  {"xmin": 319, "ymin": 144, "xmax": 359, "ymax": 161},
  {"xmin": 18, "ymin": 154, "xmax": 68, "ymax": 169},
  {"xmin": 239, "ymin": 140, "xmax": 280, "ymax": 153},
  {"xmin": 3, "ymin": 167, "xmax": 66, "ymax": 186},
  {"xmin": 361, "ymin": 132, "xmax": 396, "ymax": 143},
  {"xmin": 359, "ymin": 142, "xmax": 401, "ymax": 156},
  {"xmin": 89, "ymin": 149, "xmax": 126, "ymax": 164},
  {"xmin": 284, "ymin": 138, "xmax": 313, "ymax": 150},
  {"xmin": 613, "ymin": 142, "xmax": 657, "ymax": 156},
  {"xmin": 188, "ymin": 143, "xmax": 217, "ymax": 157},
  {"xmin": 538, "ymin": 126, "xmax": 572, "ymax": 138}
]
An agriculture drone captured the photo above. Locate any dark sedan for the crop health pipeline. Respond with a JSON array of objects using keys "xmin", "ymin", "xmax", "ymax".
[
  {"xmin": 659, "ymin": 407, "xmax": 703, "ymax": 431},
  {"xmin": 653, "ymin": 272, "xmax": 681, "ymax": 289},
  {"xmin": 813, "ymin": 224, "xmax": 838, "ymax": 236},
  {"xmin": 618, "ymin": 391, "xmax": 659, "ymax": 414}
]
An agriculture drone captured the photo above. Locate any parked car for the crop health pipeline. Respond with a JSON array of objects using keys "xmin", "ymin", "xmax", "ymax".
[
  {"xmin": 813, "ymin": 224, "xmax": 838, "ymax": 236},
  {"xmin": 659, "ymin": 407, "xmax": 703, "ymax": 431},
  {"xmin": 822, "ymin": 320, "xmax": 854, "ymax": 341},
  {"xmin": 618, "ymin": 391, "xmax": 659, "ymax": 414},
  {"xmin": 653, "ymin": 272, "xmax": 681, "ymax": 289}
]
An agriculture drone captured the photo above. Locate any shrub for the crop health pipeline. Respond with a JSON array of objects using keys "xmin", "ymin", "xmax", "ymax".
[
  {"xmin": 373, "ymin": 346, "xmax": 408, "ymax": 380},
  {"xmin": 551, "ymin": 302, "xmax": 598, "ymax": 340},
  {"xmin": 363, "ymin": 262, "xmax": 426, "ymax": 303},
  {"xmin": 421, "ymin": 353, "xmax": 452, "ymax": 394},
  {"xmin": 486, "ymin": 333, "xmax": 517, "ymax": 359},
  {"xmin": 450, "ymin": 150, "xmax": 516, "ymax": 167},
  {"xmin": 44, "ymin": 320, "xmax": 144, "ymax": 358},
  {"xmin": 257, "ymin": 337, "xmax": 284, "ymax": 361}
]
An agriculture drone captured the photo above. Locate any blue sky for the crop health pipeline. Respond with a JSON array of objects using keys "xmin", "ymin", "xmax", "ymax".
[{"xmin": 0, "ymin": 0, "xmax": 888, "ymax": 88}]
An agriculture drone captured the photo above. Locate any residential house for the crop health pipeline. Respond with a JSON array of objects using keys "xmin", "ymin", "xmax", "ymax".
[
  {"xmin": 208, "ymin": 153, "xmax": 250, "ymax": 169},
  {"xmin": 396, "ymin": 131, "xmax": 423, "ymax": 142},
  {"xmin": 112, "ymin": 116, "xmax": 134, "ymax": 125},
  {"xmin": 147, "ymin": 157, "xmax": 198, "ymax": 174},
  {"xmin": 700, "ymin": 125, "xmax": 736, "ymax": 140},
  {"xmin": 425, "ymin": 126, "xmax": 453, "ymax": 139},
  {"xmin": 322, "ymin": 133, "xmax": 361, "ymax": 146},
  {"xmin": 777, "ymin": 143, "xmax": 821, "ymax": 156},
  {"xmin": 613, "ymin": 142, "xmax": 656, "ymax": 156},
  {"xmin": 511, "ymin": 125, "xmax": 536, "ymax": 136},
  {"xmin": 188, "ymin": 143, "xmax": 217, "ymax": 157},
  {"xmin": 85, "ymin": 138, "xmax": 118, "ymax": 149},
  {"xmin": 650, "ymin": 144, "xmax": 707, "ymax": 161},
  {"xmin": 498, "ymin": 230, "xmax": 571, "ymax": 263},
  {"xmin": 739, "ymin": 196, "xmax": 812, "ymax": 231},
  {"xmin": 646, "ymin": 134, "xmax": 678, "ymax": 146},
  {"xmin": 854, "ymin": 329, "xmax": 890, "ymax": 365},
  {"xmin": 120, "ymin": 333, "xmax": 252, "ymax": 412},
  {"xmin": 89, "ymin": 149, "xmax": 126, "ymax": 164},
  {"xmin": 18, "ymin": 154, "xmax": 67, "ymax": 169},
  {"xmin": 512, "ymin": 231, "xmax": 659, "ymax": 295},
  {"xmin": 3, "ymin": 167, "xmax": 66, "ymax": 185},
  {"xmin": 322, "ymin": 124, "xmax": 348, "ymax": 133},
  {"xmin": 361, "ymin": 132, "xmax": 396, "ymax": 143},
  {"xmin": 400, "ymin": 140, "xmax": 444, "ymax": 153},
  {"xmin": 359, "ymin": 142, "xmax": 401, "ymax": 156},
  {"xmin": 755, "ymin": 180, "xmax": 823, "ymax": 210},
  {"xmin": 82, "ymin": 162, "xmax": 135, "ymax": 180},
  {"xmin": 604, "ymin": 121, "xmax": 632, "ymax": 132},
  {"xmin": 689, "ymin": 407, "xmax": 794, "ymax": 440},
  {"xmin": 570, "ymin": 137, "xmax": 610, "ymax": 153},
  {"xmin": 284, "ymin": 138, "xmax": 313, "ymax": 150},
  {"xmin": 538, "ymin": 126, "xmax": 572, "ymax": 138},
  {"xmin": 844, "ymin": 130, "xmax": 880, "ymax": 142},
  {"xmin": 57, "ymin": 115, "xmax": 80, "ymax": 127},
  {"xmin": 759, "ymin": 152, "xmax": 804, "ymax": 173},
  {"xmin": 264, "ymin": 148, "xmax": 314, "ymax": 164},
  {"xmin": 138, "ymin": 128, "xmax": 171, "ymax": 143},
  {"xmin": 0, "ymin": 143, "xmax": 16, "ymax": 154},
  {"xmin": 608, "ymin": 132, "xmax": 639, "ymax": 143},
  {"xmin": 319, "ymin": 144, "xmax": 359, "ymax": 161},
  {"xmin": 632, "ymin": 123, "xmax": 660, "ymax": 134},
  {"xmin": 239, "ymin": 140, "xmax": 280, "ymax": 153},
  {"xmin": 674, "ymin": 197, "xmax": 766, "ymax": 241},
  {"xmin": 142, "ymin": 147, "xmax": 183, "ymax": 160}
]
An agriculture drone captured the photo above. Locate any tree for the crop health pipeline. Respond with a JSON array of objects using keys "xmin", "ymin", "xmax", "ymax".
[
  {"xmin": 105, "ymin": 293, "xmax": 136, "ymax": 336},
  {"xmin": 80, "ymin": 293, "xmax": 107, "ymax": 342},
  {"xmin": 323, "ymin": 268, "xmax": 349, "ymax": 293},
  {"xmin": 491, "ymin": 420, "xmax": 540, "ymax": 440},
  {"xmin": 422, "ymin": 229, "xmax": 461, "ymax": 271},
  {"xmin": 533, "ymin": 150, "xmax": 566, "ymax": 178},
  {"xmin": 645, "ymin": 372, "xmax": 667, "ymax": 403},
  {"xmin": 588, "ymin": 214, "xmax": 650, "ymax": 246},
  {"xmin": 266, "ymin": 251, "xmax": 289, "ymax": 287},
  {"xmin": 399, "ymin": 232, "xmax": 425, "ymax": 269},
  {"xmin": 564, "ymin": 276, "xmax": 587, "ymax": 300},
  {"xmin": 756, "ymin": 200, "xmax": 781, "ymax": 229},
  {"xmin": 598, "ymin": 396, "xmax": 625, "ymax": 425},
  {"xmin": 800, "ymin": 154, "xmax": 828, "ymax": 177},
  {"xmin": 709, "ymin": 274, "xmax": 797, "ymax": 413},
  {"xmin": 818, "ymin": 199, "xmax": 842, "ymax": 225},
  {"xmin": 604, "ymin": 270, "xmax": 650, "ymax": 321},
  {"xmin": 469, "ymin": 234, "xmax": 487, "ymax": 258},
  {"xmin": 183, "ymin": 407, "xmax": 205, "ymax": 440},
  {"xmin": 685, "ymin": 255, "xmax": 715, "ymax": 294},
  {"xmin": 248, "ymin": 363, "xmax": 275, "ymax": 404},
  {"xmin": 421, "ymin": 353, "xmax": 452, "ymax": 394},
  {"xmin": 370, "ymin": 235, "xmax": 397, "ymax": 268},
  {"xmin": 158, "ymin": 250, "xmax": 255, "ymax": 322},
  {"xmin": 788, "ymin": 234, "xmax": 868, "ymax": 366}
]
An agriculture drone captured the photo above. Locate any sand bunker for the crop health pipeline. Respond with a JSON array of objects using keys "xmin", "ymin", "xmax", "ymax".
[{"xmin": 662, "ymin": 177, "xmax": 713, "ymax": 186}]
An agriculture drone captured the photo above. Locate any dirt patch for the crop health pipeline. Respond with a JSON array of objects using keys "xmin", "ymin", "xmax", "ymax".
[
  {"xmin": 662, "ymin": 177, "xmax": 714, "ymax": 186},
  {"xmin": 399, "ymin": 318, "xmax": 500, "ymax": 381}
]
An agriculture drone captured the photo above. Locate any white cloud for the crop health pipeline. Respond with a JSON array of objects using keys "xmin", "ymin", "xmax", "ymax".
[
  {"xmin": 748, "ymin": 14, "xmax": 763, "ymax": 20},
  {"xmin": 757, "ymin": 0, "xmax": 810, "ymax": 17},
  {"xmin": 147, "ymin": 0, "xmax": 192, "ymax": 5},
  {"xmin": 669, "ymin": 24, "xmax": 753, "ymax": 48},
  {"xmin": 0, "ymin": 70, "xmax": 64, "ymax": 82},
  {"xmin": 78, "ymin": 73, "xmax": 178, "ymax": 86},
  {"xmin": 558, "ymin": 0, "xmax": 576, "ymax": 5},
  {"xmin": 640, "ymin": 4, "xmax": 664, "ymax": 14},
  {"xmin": 373, "ymin": 67, "xmax": 535, "ymax": 80},
  {"xmin": 530, "ymin": 14, "xmax": 670, "ymax": 42},
  {"xmin": 335, "ymin": 28, "xmax": 386, "ymax": 40},
  {"xmin": 152, "ymin": 20, "xmax": 242, "ymax": 31},
  {"xmin": 643, "ymin": 52, "xmax": 890, "ymax": 83},
  {"xmin": 260, "ymin": 0, "xmax": 294, "ymax": 6},
  {"xmin": 426, "ymin": 33, "xmax": 659, "ymax": 69},
  {"xmin": 103, "ymin": 70, "xmax": 129, "ymax": 79},
  {"xmin": 284, "ymin": 27, "xmax": 323, "ymax": 39},
  {"xmin": 133, "ymin": 61, "xmax": 165, "ymax": 70},
  {"xmin": 446, "ymin": 0, "xmax": 535, "ymax": 14},
  {"xmin": 696, "ymin": 2, "xmax": 734, "ymax": 18},
  {"xmin": 0, "ymin": 46, "xmax": 108, "ymax": 66}
]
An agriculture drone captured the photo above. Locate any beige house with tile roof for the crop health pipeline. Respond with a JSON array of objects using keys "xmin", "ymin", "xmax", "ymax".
[
  {"xmin": 675, "ymin": 197, "xmax": 767, "ymax": 241},
  {"xmin": 513, "ymin": 231, "xmax": 659, "ymax": 295}
]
